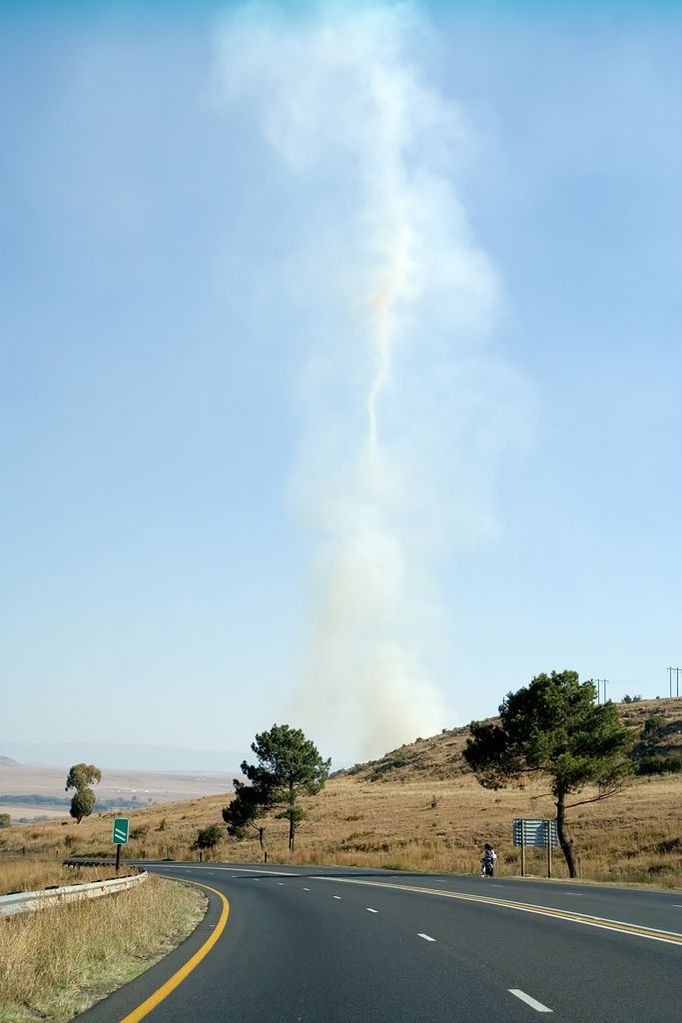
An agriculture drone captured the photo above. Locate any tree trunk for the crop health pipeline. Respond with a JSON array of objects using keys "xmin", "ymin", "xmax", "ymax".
[{"xmin": 555, "ymin": 790, "xmax": 577, "ymax": 877}]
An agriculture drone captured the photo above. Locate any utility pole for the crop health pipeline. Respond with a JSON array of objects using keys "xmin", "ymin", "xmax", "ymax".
[
  {"xmin": 669, "ymin": 667, "xmax": 680, "ymax": 698},
  {"xmin": 593, "ymin": 678, "xmax": 608, "ymax": 704}
]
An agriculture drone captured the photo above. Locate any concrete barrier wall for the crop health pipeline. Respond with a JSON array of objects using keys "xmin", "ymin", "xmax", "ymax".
[{"xmin": 0, "ymin": 870, "xmax": 147, "ymax": 917}]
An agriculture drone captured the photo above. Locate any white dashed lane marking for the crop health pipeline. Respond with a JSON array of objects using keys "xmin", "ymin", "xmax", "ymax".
[
  {"xmin": 509, "ymin": 989, "xmax": 553, "ymax": 1013},
  {"xmin": 366, "ymin": 908, "xmax": 379, "ymax": 914},
  {"xmin": 418, "ymin": 933, "xmax": 436, "ymax": 942},
  {"xmin": 333, "ymin": 896, "xmax": 342, "ymax": 900}
]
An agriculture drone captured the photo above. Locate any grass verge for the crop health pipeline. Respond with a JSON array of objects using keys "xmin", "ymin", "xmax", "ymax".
[
  {"xmin": 0, "ymin": 860, "xmax": 138, "ymax": 897},
  {"xmin": 0, "ymin": 875, "xmax": 206, "ymax": 1023}
]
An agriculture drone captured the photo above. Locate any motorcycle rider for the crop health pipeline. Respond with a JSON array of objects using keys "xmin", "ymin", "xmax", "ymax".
[{"xmin": 481, "ymin": 842, "xmax": 497, "ymax": 877}]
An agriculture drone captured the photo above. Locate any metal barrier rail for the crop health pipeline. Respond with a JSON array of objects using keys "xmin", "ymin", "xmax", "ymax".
[{"xmin": 0, "ymin": 870, "xmax": 147, "ymax": 917}]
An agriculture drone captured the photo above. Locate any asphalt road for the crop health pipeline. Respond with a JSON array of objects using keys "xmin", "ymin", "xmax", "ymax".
[{"xmin": 76, "ymin": 862, "xmax": 682, "ymax": 1022}]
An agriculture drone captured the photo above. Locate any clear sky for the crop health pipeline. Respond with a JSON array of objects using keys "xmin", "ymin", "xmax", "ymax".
[{"xmin": 2, "ymin": 1, "xmax": 681, "ymax": 769}]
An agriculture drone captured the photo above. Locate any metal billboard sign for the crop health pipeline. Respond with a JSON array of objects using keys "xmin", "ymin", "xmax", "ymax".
[
  {"xmin": 513, "ymin": 818, "xmax": 559, "ymax": 878},
  {"xmin": 513, "ymin": 818, "xmax": 558, "ymax": 849}
]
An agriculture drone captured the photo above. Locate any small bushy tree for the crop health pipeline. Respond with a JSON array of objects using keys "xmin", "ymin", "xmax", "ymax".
[
  {"xmin": 65, "ymin": 763, "xmax": 102, "ymax": 791},
  {"xmin": 69, "ymin": 789, "xmax": 96, "ymax": 824},
  {"xmin": 65, "ymin": 762, "xmax": 101, "ymax": 823},
  {"xmin": 193, "ymin": 824, "xmax": 223, "ymax": 861},
  {"xmin": 0, "ymin": 813, "xmax": 10, "ymax": 829}
]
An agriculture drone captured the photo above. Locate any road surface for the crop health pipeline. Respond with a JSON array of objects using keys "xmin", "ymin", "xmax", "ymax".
[{"xmin": 76, "ymin": 862, "xmax": 682, "ymax": 1022}]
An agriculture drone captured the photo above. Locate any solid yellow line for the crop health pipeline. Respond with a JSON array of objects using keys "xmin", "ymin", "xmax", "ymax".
[
  {"xmin": 319, "ymin": 877, "xmax": 682, "ymax": 946},
  {"xmin": 119, "ymin": 880, "xmax": 230, "ymax": 1023}
]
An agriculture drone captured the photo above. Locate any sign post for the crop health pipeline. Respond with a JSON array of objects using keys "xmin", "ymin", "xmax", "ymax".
[
  {"xmin": 112, "ymin": 817, "xmax": 129, "ymax": 874},
  {"xmin": 513, "ymin": 818, "xmax": 558, "ymax": 878}
]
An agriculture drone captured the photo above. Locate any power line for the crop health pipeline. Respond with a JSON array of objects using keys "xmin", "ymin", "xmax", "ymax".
[{"xmin": 668, "ymin": 667, "xmax": 680, "ymax": 698}]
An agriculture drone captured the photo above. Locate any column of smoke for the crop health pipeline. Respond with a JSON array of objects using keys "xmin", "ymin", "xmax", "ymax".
[{"xmin": 216, "ymin": 3, "xmax": 520, "ymax": 761}]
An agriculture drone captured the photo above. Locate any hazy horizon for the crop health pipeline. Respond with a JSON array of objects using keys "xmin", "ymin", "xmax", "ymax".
[{"xmin": 0, "ymin": 739, "xmax": 243, "ymax": 773}]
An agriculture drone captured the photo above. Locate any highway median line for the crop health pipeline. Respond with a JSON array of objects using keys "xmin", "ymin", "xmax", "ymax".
[
  {"xmin": 314, "ymin": 876, "xmax": 682, "ymax": 947},
  {"xmin": 119, "ymin": 880, "xmax": 229, "ymax": 1023}
]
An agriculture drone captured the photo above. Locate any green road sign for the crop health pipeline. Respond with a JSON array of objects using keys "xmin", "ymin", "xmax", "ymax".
[{"xmin": 113, "ymin": 818, "xmax": 129, "ymax": 845}]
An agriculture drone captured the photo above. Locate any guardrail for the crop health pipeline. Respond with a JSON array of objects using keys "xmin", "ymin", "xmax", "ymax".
[{"xmin": 0, "ymin": 870, "xmax": 147, "ymax": 917}]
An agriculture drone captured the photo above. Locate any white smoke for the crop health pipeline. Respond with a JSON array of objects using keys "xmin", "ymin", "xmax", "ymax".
[{"xmin": 214, "ymin": 3, "xmax": 527, "ymax": 760}]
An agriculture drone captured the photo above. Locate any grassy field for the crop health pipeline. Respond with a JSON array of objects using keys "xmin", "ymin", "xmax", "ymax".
[
  {"xmin": 1, "ymin": 698, "xmax": 680, "ymax": 887},
  {"xmin": 0, "ymin": 875, "xmax": 205, "ymax": 1023},
  {"xmin": 0, "ymin": 859, "xmax": 139, "ymax": 896}
]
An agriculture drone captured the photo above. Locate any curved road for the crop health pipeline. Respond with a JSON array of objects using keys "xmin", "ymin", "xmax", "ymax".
[{"xmin": 77, "ymin": 862, "xmax": 682, "ymax": 1022}]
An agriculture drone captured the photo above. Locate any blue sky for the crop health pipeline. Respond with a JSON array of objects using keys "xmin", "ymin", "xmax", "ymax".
[{"xmin": 1, "ymin": 1, "xmax": 680, "ymax": 768}]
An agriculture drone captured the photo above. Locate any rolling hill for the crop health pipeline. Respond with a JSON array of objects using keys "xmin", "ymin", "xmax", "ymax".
[{"xmin": 1, "ymin": 698, "xmax": 680, "ymax": 887}]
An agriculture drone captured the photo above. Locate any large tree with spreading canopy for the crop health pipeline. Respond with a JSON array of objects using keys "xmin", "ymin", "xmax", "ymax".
[
  {"xmin": 224, "ymin": 724, "xmax": 330, "ymax": 852},
  {"xmin": 463, "ymin": 671, "xmax": 633, "ymax": 877}
]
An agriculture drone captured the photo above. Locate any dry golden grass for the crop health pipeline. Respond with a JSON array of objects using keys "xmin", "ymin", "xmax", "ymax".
[
  {"xmin": 2, "ymin": 769, "xmax": 678, "ymax": 887},
  {"xmin": 1, "ymin": 698, "xmax": 679, "ymax": 888},
  {"xmin": 0, "ymin": 875, "xmax": 205, "ymax": 1023},
  {"xmin": 0, "ymin": 860, "xmax": 138, "ymax": 897}
]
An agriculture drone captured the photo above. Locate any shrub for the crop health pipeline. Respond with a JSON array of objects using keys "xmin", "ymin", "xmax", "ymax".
[
  {"xmin": 0, "ymin": 814, "xmax": 10, "ymax": 829},
  {"xmin": 635, "ymin": 752, "xmax": 682, "ymax": 776},
  {"xmin": 193, "ymin": 824, "xmax": 223, "ymax": 852},
  {"xmin": 642, "ymin": 713, "xmax": 666, "ymax": 736}
]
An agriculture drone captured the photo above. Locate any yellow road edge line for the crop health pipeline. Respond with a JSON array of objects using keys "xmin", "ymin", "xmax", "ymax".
[
  {"xmin": 316, "ymin": 877, "xmax": 682, "ymax": 946},
  {"xmin": 119, "ymin": 879, "xmax": 230, "ymax": 1023}
]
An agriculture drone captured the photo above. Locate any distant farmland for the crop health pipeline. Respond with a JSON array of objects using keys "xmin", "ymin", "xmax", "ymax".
[{"xmin": 0, "ymin": 764, "xmax": 239, "ymax": 823}]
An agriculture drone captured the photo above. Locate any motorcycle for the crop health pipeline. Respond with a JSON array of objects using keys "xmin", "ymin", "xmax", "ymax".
[{"xmin": 480, "ymin": 858, "xmax": 495, "ymax": 877}]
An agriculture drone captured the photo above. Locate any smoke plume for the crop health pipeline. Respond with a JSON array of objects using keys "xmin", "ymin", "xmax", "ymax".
[{"xmin": 215, "ymin": 3, "xmax": 523, "ymax": 760}]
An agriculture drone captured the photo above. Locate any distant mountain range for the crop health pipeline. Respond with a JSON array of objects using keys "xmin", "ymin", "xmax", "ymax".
[{"xmin": 0, "ymin": 741, "xmax": 241, "ymax": 773}]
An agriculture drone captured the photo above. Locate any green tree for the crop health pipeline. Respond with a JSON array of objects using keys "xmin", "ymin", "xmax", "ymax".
[
  {"xmin": 65, "ymin": 763, "xmax": 102, "ymax": 791},
  {"xmin": 222, "ymin": 780, "xmax": 272, "ymax": 852},
  {"xmin": 463, "ymin": 671, "xmax": 634, "ymax": 877},
  {"xmin": 192, "ymin": 824, "xmax": 223, "ymax": 861},
  {"xmin": 69, "ymin": 788, "xmax": 96, "ymax": 824},
  {"xmin": 65, "ymin": 762, "xmax": 101, "ymax": 823},
  {"xmin": 236, "ymin": 724, "xmax": 331, "ymax": 851},
  {"xmin": 0, "ymin": 813, "xmax": 10, "ymax": 829}
]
